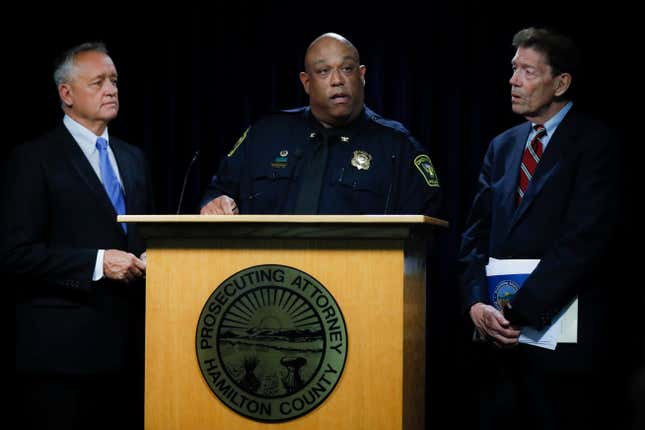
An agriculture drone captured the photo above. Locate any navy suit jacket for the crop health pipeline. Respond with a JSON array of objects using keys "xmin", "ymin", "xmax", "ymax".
[
  {"xmin": 2, "ymin": 125, "xmax": 154, "ymax": 374},
  {"xmin": 459, "ymin": 108, "xmax": 623, "ymax": 370}
]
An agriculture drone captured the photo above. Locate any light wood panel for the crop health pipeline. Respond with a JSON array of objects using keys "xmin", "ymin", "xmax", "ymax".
[{"xmin": 144, "ymin": 238, "xmax": 424, "ymax": 430}]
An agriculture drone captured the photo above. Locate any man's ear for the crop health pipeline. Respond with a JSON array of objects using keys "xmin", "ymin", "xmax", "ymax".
[
  {"xmin": 554, "ymin": 72, "xmax": 572, "ymax": 97},
  {"xmin": 299, "ymin": 71, "xmax": 310, "ymax": 95},
  {"xmin": 359, "ymin": 65, "xmax": 366, "ymax": 86},
  {"xmin": 58, "ymin": 84, "xmax": 73, "ymax": 107}
]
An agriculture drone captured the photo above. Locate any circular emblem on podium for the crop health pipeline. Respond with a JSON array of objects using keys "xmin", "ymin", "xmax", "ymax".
[
  {"xmin": 196, "ymin": 264, "xmax": 347, "ymax": 422},
  {"xmin": 492, "ymin": 280, "xmax": 520, "ymax": 310}
]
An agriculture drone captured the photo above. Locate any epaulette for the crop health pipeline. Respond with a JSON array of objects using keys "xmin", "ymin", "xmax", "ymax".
[
  {"xmin": 279, "ymin": 106, "xmax": 308, "ymax": 114},
  {"xmin": 364, "ymin": 106, "xmax": 411, "ymax": 135}
]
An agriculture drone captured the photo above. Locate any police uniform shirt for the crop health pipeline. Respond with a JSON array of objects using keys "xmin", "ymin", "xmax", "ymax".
[{"xmin": 202, "ymin": 107, "xmax": 441, "ymax": 215}]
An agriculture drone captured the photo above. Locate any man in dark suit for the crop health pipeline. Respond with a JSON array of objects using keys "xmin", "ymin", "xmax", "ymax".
[
  {"xmin": 459, "ymin": 28, "xmax": 627, "ymax": 429},
  {"xmin": 2, "ymin": 42, "xmax": 153, "ymax": 429}
]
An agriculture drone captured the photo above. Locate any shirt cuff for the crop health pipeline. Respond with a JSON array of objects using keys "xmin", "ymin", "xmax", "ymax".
[{"xmin": 93, "ymin": 249, "xmax": 105, "ymax": 281}]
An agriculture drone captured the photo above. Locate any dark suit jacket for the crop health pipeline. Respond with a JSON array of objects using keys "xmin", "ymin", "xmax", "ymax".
[
  {"xmin": 459, "ymin": 108, "xmax": 624, "ymax": 370},
  {"xmin": 3, "ymin": 125, "xmax": 154, "ymax": 374}
]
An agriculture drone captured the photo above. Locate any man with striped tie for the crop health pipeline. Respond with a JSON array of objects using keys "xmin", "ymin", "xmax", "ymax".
[{"xmin": 459, "ymin": 28, "xmax": 628, "ymax": 429}]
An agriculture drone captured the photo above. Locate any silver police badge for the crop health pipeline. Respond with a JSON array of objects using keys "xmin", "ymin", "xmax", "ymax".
[{"xmin": 351, "ymin": 150, "xmax": 372, "ymax": 170}]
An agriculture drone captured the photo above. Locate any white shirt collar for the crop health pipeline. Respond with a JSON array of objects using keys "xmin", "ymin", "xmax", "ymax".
[
  {"xmin": 62, "ymin": 114, "xmax": 123, "ymax": 185},
  {"xmin": 63, "ymin": 114, "xmax": 110, "ymax": 152}
]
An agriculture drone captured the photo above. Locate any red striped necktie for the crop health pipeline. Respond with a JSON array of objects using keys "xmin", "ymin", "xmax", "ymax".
[{"xmin": 517, "ymin": 124, "xmax": 545, "ymax": 205}]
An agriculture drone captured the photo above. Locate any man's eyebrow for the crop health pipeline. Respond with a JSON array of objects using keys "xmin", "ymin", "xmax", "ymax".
[{"xmin": 87, "ymin": 72, "xmax": 108, "ymax": 80}]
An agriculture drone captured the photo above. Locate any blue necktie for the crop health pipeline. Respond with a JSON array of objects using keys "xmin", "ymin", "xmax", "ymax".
[{"xmin": 96, "ymin": 137, "xmax": 127, "ymax": 233}]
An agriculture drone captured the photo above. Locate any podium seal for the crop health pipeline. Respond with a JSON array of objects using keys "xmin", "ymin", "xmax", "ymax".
[{"xmin": 196, "ymin": 264, "xmax": 347, "ymax": 422}]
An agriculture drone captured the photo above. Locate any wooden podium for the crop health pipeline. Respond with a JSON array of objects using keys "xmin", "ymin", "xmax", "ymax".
[{"xmin": 119, "ymin": 215, "xmax": 448, "ymax": 430}]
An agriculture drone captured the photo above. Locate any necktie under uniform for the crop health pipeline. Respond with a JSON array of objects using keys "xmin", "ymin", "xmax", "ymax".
[{"xmin": 293, "ymin": 132, "xmax": 329, "ymax": 214}]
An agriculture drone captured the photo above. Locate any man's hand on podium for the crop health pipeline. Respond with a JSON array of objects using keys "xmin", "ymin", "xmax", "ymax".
[{"xmin": 200, "ymin": 195, "xmax": 239, "ymax": 215}]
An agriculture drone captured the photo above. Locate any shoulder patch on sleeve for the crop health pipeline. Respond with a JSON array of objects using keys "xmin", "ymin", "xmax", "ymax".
[
  {"xmin": 227, "ymin": 127, "xmax": 250, "ymax": 157},
  {"xmin": 413, "ymin": 154, "xmax": 440, "ymax": 187}
]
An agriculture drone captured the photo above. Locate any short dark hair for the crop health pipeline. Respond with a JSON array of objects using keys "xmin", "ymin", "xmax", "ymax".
[
  {"xmin": 513, "ymin": 27, "xmax": 579, "ymax": 100},
  {"xmin": 53, "ymin": 41, "xmax": 108, "ymax": 85},
  {"xmin": 512, "ymin": 27, "xmax": 579, "ymax": 77}
]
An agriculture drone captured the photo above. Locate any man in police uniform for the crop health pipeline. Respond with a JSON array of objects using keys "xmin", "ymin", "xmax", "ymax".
[{"xmin": 200, "ymin": 33, "xmax": 441, "ymax": 215}]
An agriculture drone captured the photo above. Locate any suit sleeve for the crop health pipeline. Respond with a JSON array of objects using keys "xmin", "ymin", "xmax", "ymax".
[
  {"xmin": 0, "ymin": 145, "xmax": 96, "ymax": 291},
  {"xmin": 458, "ymin": 142, "xmax": 494, "ymax": 314},
  {"xmin": 128, "ymin": 147, "xmax": 155, "ymax": 256}
]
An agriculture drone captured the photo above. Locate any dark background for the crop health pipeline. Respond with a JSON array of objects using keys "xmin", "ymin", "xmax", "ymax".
[{"xmin": 10, "ymin": 2, "xmax": 642, "ymax": 427}]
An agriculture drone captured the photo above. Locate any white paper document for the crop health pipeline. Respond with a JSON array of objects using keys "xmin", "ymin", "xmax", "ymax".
[{"xmin": 485, "ymin": 258, "xmax": 578, "ymax": 350}]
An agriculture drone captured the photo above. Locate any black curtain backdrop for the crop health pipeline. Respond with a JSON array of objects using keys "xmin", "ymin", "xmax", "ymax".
[{"xmin": 10, "ymin": 2, "xmax": 642, "ymax": 427}]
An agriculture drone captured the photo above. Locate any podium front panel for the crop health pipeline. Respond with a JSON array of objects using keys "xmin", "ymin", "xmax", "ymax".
[{"xmin": 144, "ymin": 237, "xmax": 426, "ymax": 430}]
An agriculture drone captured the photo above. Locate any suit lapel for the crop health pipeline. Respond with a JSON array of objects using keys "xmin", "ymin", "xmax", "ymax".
[
  {"xmin": 500, "ymin": 123, "xmax": 531, "ymax": 230},
  {"xmin": 508, "ymin": 112, "xmax": 577, "ymax": 231},
  {"xmin": 58, "ymin": 126, "xmax": 126, "ymax": 237}
]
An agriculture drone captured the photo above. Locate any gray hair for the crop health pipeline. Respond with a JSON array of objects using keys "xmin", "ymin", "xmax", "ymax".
[{"xmin": 53, "ymin": 42, "xmax": 108, "ymax": 85}]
